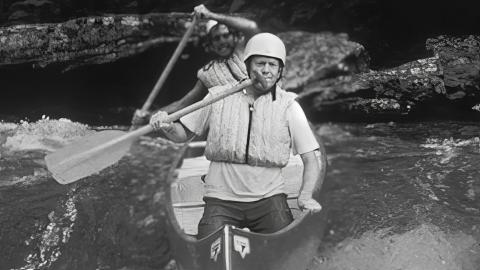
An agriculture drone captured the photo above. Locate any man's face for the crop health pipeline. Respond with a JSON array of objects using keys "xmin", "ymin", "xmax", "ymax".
[
  {"xmin": 209, "ymin": 24, "xmax": 235, "ymax": 57},
  {"xmin": 249, "ymin": 56, "xmax": 282, "ymax": 94}
]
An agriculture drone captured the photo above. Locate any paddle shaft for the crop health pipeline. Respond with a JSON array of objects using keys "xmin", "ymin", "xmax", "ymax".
[
  {"xmin": 140, "ymin": 16, "xmax": 197, "ymax": 112},
  {"xmin": 75, "ymin": 79, "xmax": 253, "ymax": 162}
]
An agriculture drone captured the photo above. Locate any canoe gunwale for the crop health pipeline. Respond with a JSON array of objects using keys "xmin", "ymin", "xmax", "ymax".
[
  {"xmin": 164, "ymin": 143, "xmax": 320, "ymax": 242},
  {"xmin": 164, "ymin": 142, "xmax": 328, "ymax": 270}
]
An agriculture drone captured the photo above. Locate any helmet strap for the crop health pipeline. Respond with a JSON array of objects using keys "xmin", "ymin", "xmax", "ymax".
[{"xmin": 271, "ymin": 85, "xmax": 276, "ymax": 101}]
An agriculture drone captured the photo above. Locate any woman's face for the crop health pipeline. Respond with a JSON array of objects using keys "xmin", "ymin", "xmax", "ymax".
[{"xmin": 209, "ymin": 24, "xmax": 235, "ymax": 57}]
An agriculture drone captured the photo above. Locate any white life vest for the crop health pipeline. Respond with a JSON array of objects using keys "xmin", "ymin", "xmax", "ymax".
[
  {"xmin": 197, "ymin": 52, "xmax": 248, "ymax": 88},
  {"xmin": 204, "ymin": 84, "xmax": 297, "ymax": 167}
]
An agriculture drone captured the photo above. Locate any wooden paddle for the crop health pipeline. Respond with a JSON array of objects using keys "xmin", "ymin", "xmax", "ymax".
[
  {"xmin": 46, "ymin": 77, "xmax": 260, "ymax": 185},
  {"xmin": 131, "ymin": 15, "xmax": 198, "ymax": 127}
]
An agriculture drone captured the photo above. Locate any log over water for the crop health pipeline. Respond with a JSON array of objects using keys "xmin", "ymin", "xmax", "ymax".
[{"xmin": 0, "ymin": 13, "xmax": 204, "ymax": 70}]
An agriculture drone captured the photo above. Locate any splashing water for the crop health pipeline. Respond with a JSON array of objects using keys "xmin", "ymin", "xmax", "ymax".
[
  {"xmin": 312, "ymin": 122, "xmax": 480, "ymax": 270},
  {"xmin": 1, "ymin": 117, "xmax": 178, "ymax": 270},
  {"xmin": 1, "ymin": 120, "xmax": 479, "ymax": 270},
  {"xmin": 15, "ymin": 194, "xmax": 78, "ymax": 270},
  {"xmin": 2, "ymin": 116, "xmax": 92, "ymax": 152}
]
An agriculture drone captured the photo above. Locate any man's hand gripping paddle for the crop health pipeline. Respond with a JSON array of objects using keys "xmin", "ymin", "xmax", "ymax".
[{"xmin": 45, "ymin": 71, "xmax": 267, "ymax": 184}]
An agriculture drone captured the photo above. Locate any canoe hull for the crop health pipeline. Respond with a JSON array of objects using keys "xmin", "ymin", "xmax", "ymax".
[
  {"xmin": 166, "ymin": 208, "xmax": 326, "ymax": 270},
  {"xmin": 165, "ymin": 141, "xmax": 328, "ymax": 270}
]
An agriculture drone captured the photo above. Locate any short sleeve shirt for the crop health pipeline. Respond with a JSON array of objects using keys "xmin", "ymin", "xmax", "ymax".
[{"xmin": 180, "ymin": 92, "xmax": 319, "ymax": 202}]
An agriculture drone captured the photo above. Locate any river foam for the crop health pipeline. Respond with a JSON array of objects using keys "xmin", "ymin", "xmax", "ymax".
[{"xmin": 1, "ymin": 116, "xmax": 92, "ymax": 152}]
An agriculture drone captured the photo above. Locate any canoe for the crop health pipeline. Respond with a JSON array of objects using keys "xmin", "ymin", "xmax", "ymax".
[{"xmin": 164, "ymin": 141, "xmax": 327, "ymax": 270}]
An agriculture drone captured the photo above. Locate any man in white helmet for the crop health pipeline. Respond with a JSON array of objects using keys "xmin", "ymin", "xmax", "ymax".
[
  {"xmin": 150, "ymin": 33, "xmax": 324, "ymax": 238},
  {"xmin": 132, "ymin": 4, "xmax": 259, "ymax": 125}
]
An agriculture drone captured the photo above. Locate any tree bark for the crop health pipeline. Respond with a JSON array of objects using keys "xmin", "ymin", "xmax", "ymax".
[{"xmin": 0, "ymin": 12, "xmax": 203, "ymax": 70}]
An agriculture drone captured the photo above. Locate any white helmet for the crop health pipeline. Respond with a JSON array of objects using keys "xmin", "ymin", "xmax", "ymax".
[
  {"xmin": 205, "ymin": 20, "xmax": 218, "ymax": 34},
  {"xmin": 243, "ymin": 33, "xmax": 286, "ymax": 66}
]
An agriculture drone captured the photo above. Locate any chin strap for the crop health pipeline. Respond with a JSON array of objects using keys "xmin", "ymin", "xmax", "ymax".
[{"xmin": 271, "ymin": 84, "xmax": 277, "ymax": 101}]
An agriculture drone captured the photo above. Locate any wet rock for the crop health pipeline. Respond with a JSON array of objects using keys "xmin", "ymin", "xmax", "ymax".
[
  {"xmin": 426, "ymin": 35, "xmax": 480, "ymax": 99},
  {"xmin": 297, "ymin": 56, "xmax": 443, "ymax": 121},
  {"xmin": 279, "ymin": 31, "xmax": 369, "ymax": 92},
  {"xmin": 296, "ymin": 35, "xmax": 480, "ymax": 122}
]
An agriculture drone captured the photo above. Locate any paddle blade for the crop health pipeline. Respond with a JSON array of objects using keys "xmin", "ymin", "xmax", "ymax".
[{"xmin": 45, "ymin": 130, "xmax": 132, "ymax": 185}]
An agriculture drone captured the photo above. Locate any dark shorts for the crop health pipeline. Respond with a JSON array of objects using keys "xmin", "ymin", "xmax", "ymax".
[{"xmin": 197, "ymin": 193, "xmax": 293, "ymax": 239}]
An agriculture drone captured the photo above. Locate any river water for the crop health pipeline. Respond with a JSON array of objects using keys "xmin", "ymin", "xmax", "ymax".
[{"xmin": 0, "ymin": 118, "xmax": 479, "ymax": 270}]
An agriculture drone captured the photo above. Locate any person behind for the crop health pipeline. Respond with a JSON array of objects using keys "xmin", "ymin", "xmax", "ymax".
[
  {"xmin": 149, "ymin": 33, "xmax": 324, "ymax": 238},
  {"xmin": 132, "ymin": 4, "xmax": 259, "ymax": 125}
]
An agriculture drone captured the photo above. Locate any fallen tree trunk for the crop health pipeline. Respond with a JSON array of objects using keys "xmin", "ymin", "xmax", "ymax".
[
  {"xmin": 0, "ymin": 13, "xmax": 203, "ymax": 70},
  {"xmin": 294, "ymin": 34, "xmax": 480, "ymax": 121}
]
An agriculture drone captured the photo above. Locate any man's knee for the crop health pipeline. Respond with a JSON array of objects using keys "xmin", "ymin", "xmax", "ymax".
[
  {"xmin": 197, "ymin": 202, "xmax": 241, "ymax": 238},
  {"xmin": 197, "ymin": 217, "xmax": 224, "ymax": 239},
  {"xmin": 260, "ymin": 208, "xmax": 293, "ymax": 233},
  {"xmin": 250, "ymin": 194, "xmax": 293, "ymax": 233}
]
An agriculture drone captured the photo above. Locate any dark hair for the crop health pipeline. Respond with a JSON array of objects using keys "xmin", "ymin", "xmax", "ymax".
[
  {"xmin": 201, "ymin": 24, "xmax": 241, "ymax": 54},
  {"xmin": 208, "ymin": 23, "xmax": 241, "ymax": 40}
]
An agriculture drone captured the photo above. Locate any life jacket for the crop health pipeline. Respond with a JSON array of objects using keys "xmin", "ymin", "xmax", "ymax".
[
  {"xmin": 197, "ymin": 52, "xmax": 248, "ymax": 88},
  {"xmin": 204, "ymin": 84, "xmax": 297, "ymax": 167}
]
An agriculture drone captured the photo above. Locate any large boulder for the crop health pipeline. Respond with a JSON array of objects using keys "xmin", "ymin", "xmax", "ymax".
[
  {"xmin": 279, "ymin": 31, "xmax": 370, "ymax": 92},
  {"xmin": 426, "ymin": 35, "xmax": 480, "ymax": 99},
  {"xmin": 293, "ymin": 35, "xmax": 480, "ymax": 121}
]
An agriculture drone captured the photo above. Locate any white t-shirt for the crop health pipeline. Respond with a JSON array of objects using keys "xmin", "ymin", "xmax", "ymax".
[{"xmin": 181, "ymin": 93, "xmax": 319, "ymax": 202}]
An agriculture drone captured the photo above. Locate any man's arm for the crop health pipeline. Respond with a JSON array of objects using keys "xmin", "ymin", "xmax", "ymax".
[
  {"xmin": 150, "ymin": 92, "xmax": 212, "ymax": 142},
  {"xmin": 298, "ymin": 150, "xmax": 323, "ymax": 213},
  {"xmin": 195, "ymin": 4, "xmax": 260, "ymax": 40},
  {"xmin": 149, "ymin": 111, "xmax": 195, "ymax": 143},
  {"xmin": 287, "ymin": 101, "xmax": 325, "ymax": 212}
]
